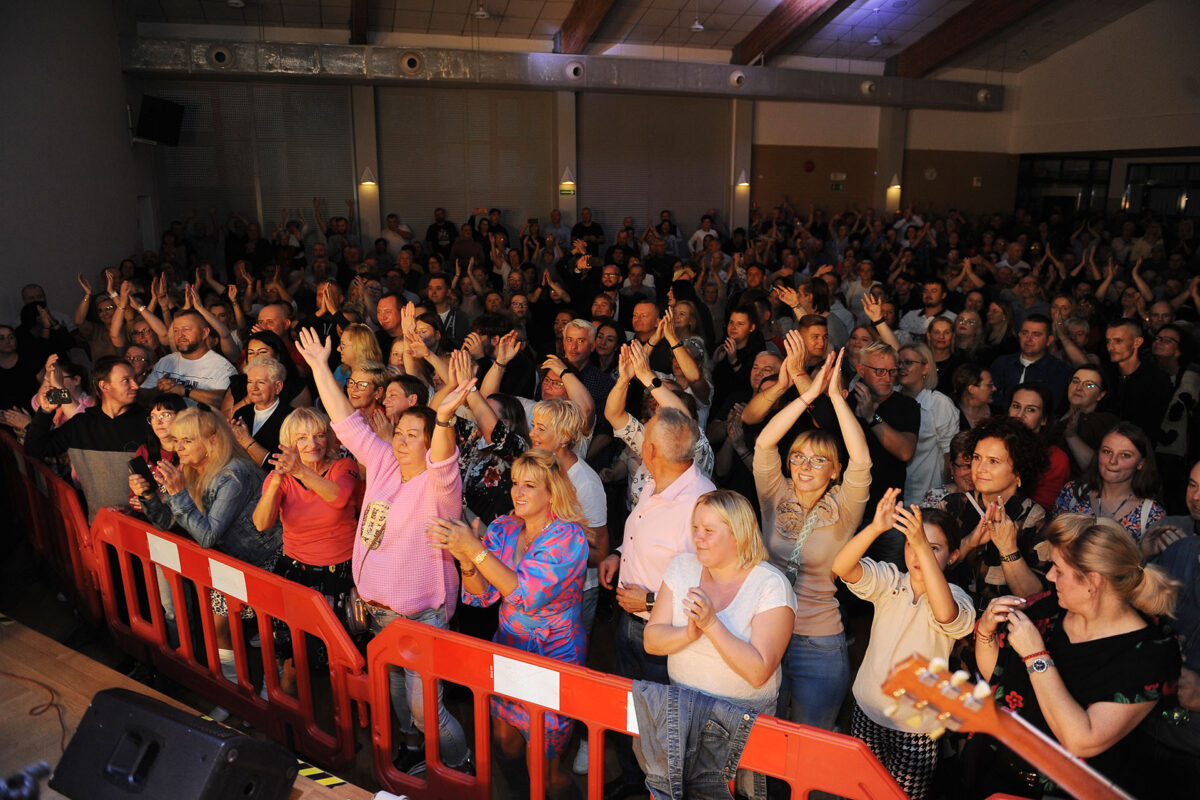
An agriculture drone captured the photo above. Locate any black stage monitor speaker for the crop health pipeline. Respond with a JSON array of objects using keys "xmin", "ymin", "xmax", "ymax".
[
  {"xmin": 49, "ymin": 688, "xmax": 298, "ymax": 800},
  {"xmin": 135, "ymin": 95, "xmax": 184, "ymax": 146}
]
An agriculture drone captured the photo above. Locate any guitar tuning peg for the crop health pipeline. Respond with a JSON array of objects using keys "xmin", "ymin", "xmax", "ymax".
[
  {"xmin": 883, "ymin": 702, "xmax": 900, "ymax": 718},
  {"xmin": 972, "ymin": 680, "xmax": 992, "ymax": 700},
  {"xmin": 927, "ymin": 656, "xmax": 948, "ymax": 674},
  {"xmin": 928, "ymin": 725, "xmax": 946, "ymax": 740},
  {"xmin": 949, "ymin": 670, "xmax": 971, "ymax": 688},
  {"xmin": 905, "ymin": 713, "xmax": 924, "ymax": 729}
]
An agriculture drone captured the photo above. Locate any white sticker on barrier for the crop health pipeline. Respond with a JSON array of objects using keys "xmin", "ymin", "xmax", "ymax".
[
  {"xmin": 492, "ymin": 654, "xmax": 560, "ymax": 711},
  {"xmin": 627, "ymin": 691, "xmax": 639, "ymax": 735},
  {"xmin": 209, "ymin": 559, "xmax": 248, "ymax": 603},
  {"xmin": 146, "ymin": 533, "xmax": 180, "ymax": 573}
]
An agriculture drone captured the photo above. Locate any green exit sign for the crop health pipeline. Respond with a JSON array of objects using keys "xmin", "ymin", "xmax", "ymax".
[
  {"xmin": 831, "ymin": 182, "xmax": 844, "ymax": 192},
  {"xmin": 559, "ymin": 188, "xmax": 576, "ymax": 196}
]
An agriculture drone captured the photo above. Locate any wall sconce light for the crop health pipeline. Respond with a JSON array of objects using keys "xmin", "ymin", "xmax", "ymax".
[
  {"xmin": 359, "ymin": 167, "xmax": 378, "ymax": 186},
  {"xmin": 559, "ymin": 167, "xmax": 577, "ymax": 196},
  {"xmin": 736, "ymin": 170, "xmax": 750, "ymax": 187},
  {"xmin": 885, "ymin": 173, "xmax": 902, "ymax": 214}
]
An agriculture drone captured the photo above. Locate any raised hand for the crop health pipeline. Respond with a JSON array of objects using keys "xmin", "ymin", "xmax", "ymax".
[
  {"xmin": 782, "ymin": 329, "xmax": 807, "ymax": 378},
  {"xmin": 404, "ymin": 330, "xmax": 430, "ymax": 360},
  {"xmin": 495, "ymin": 330, "xmax": 521, "ymax": 365},
  {"xmin": 461, "ymin": 331, "xmax": 485, "ymax": 360},
  {"xmin": 871, "ymin": 487, "xmax": 902, "ymax": 532},
  {"xmin": 803, "ymin": 351, "xmax": 836, "ymax": 403},
  {"xmin": 268, "ymin": 445, "xmax": 302, "ymax": 475},
  {"xmin": 295, "ymin": 328, "xmax": 333, "ymax": 370},
  {"xmin": 77, "ymin": 273, "xmax": 93, "ymax": 296},
  {"xmin": 541, "ymin": 354, "xmax": 568, "ymax": 378},
  {"xmin": 437, "ymin": 374, "xmax": 477, "ymax": 419},
  {"xmin": 628, "ymin": 340, "xmax": 655, "ymax": 385},
  {"xmin": 828, "ymin": 348, "xmax": 848, "ymax": 399},
  {"xmin": 617, "ymin": 344, "xmax": 636, "ymax": 384},
  {"xmin": 862, "ymin": 292, "xmax": 883, "ymax": 323},
  {"xmin": 399, "ymin": 301, "xmax": 417, "ymax": 337}
]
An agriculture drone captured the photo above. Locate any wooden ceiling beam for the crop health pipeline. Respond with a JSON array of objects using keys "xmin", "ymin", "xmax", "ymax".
[
  {"xmin": 894, "ymin": 0, "xmax": 1057, "ymax": 78},
  {"xmin": 555, "ymin": 0, "xmax": 618, "ymax": 55},
  {"xmin": 732, "ymin": 0, "xmax": 842, "ymax": 66},
  {"xmin": 349, "ymin": 0, "xmax": 368, "ymax": 45}
]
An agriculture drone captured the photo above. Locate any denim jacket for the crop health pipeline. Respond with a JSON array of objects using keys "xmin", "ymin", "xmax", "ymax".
[
  {"xmin": 1158, "ymin": 536, "xmax": 1200, "ymax": 666},
  {"xmin": 144, "ymin": 458, "xmax": 282, "ymax": 569},
  {"xmin": 631, "ymin": 680, "xmax": 762, "ymax": 800}
]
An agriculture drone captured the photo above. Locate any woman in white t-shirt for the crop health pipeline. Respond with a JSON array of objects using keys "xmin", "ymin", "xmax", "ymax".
[{"xmin": 644, "ymin": 490, "xmax": 796, "ymax": 711}]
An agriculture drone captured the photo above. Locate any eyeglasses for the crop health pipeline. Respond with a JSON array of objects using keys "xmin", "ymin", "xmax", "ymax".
[
  {"xmin": 788, "ymin": 453, "xmax": 831, "ymax": 469},
  {"xmin": 862, "ymin": 365, "xmax": 899, "ymax": 378},
  {"xmin": 1155, "ymin": 335, "xmax": 1181, "ymax": 346},
  {"xmin": 346, "ymin": 379, "xmax": 373, "ymax": 390},
  {"xmin": 898, "ymin": 359, "xmax": 924, "ymax": 368},
  {"xmin": 957, "ymin": 318, "xmax": 978, "ymax": 326},
  {"xmin": 1068, "ymin": 378, "xmax": 1099, "ymax": 390},
  {"xmin": 127, "ymin": 356, "xmax": 149, "ymax": 363},
  {"xmin": 99, "ymin": 305, "xmax": 117, "ymax": 313},
  {"xmin": 147, "ymin": 412, "xmax": 176, "ymax": 423}
]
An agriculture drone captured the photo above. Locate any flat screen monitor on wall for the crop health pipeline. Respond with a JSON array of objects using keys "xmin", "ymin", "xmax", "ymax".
[{"xmin": 136, "ymin": 95, "xmax": 184, "ymax": 146}]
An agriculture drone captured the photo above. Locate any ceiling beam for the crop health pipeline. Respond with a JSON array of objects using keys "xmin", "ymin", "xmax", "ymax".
[
  {"xmin": 894, "ymin": 0, "xmax": 1056, "ymax": 78},
  {"xmin": 555, "ymin": 0, "xmax": 618, "ymax": 55},
  {"xmin": 732, "ymin": 0, "xmax": 842, "ymax": 66},
  {"xmin": 349, "ymin": 0, "xmax": 368, "ymax": 45}
]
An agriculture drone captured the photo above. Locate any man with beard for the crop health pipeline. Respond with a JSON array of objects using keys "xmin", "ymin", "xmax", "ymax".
[
  {"xmin": 139, "ymin": 310, "xmax": 236, "ymax": 407},
  {"xmin": 424, "ymin": 207, "xmax": 456, "ymax": 260}
]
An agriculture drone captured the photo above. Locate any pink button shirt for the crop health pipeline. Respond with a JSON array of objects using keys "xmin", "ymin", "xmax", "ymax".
[
  {"xmin": 618, "ymin": 463, "xmax": 715, "ymax": 619},
  {"xmin": 332, "ymin": 412, "xmax": 462, "ymax": 617}
]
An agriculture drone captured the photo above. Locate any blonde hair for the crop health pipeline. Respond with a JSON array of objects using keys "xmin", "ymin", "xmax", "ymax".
[
  {"xmin": 278, "ymin": 407, "xmax": 340, "ymax": 462},
  {"xmin": 900, "ymin": 343, "xmax": 938, "ymax": 392},
  {"xmin": 510, "ymin": 450, "xmax": 584, "ymax": 525},
  {"xmin": 352, "ymin": 360, "xmax": 389, "ymax": 391},
  {"xmin": 169, "ymin": 407, "xmax": 259, "ymax": 511},
  {"xmin": 340, "ymin": 323, "xmax": 382, "ymax": 369},
  {"xmin": 1045, "ymin": 514, "xmax": 1179, "ymax": 617},
  {"xmin": 694, "ymin": 490, "xmax": 768, "ymax": 568},
  {"xmin": 531, "ymin": 398, "xmax": 586, "ymax": 449},
  {"xmin": 787, "ymin": 430, "xmax": 843, "ymax": 485}
]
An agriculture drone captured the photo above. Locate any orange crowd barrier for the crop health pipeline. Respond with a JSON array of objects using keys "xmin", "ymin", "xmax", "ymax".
[
  {"xmin": 90, "ymin": 508, "xmax": 365, "ymax": 769},
  {"xmin": 365, "ymin": 616, "xmax": 908, "ymax": 800},
  {"xmin": 5, "ymin": 433, "xmax": 1112, "ymax": 799},
  {"xmin": 0, "ymin": 431, "xmax": 103, "ymax": 625}
]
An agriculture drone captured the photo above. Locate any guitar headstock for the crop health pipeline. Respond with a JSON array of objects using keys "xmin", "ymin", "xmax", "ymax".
[{"xmin": 880, "ymin": 653, "xmax": 1001, "ymax": 739}]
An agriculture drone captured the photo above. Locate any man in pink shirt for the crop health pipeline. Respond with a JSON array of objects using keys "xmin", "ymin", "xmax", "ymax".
[
  {"xmin": 598, "ymin": 407, "xmax": 715, "ymax": 797},
  {"xmin": 295, "ymin": 328, "xmax": 474, "ymax": 773}
]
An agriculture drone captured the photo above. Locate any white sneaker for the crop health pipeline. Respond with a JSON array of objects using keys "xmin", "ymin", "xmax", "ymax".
[{"xmin": 572, "ymin": 738, "xmax": 588, "ymax": 775}]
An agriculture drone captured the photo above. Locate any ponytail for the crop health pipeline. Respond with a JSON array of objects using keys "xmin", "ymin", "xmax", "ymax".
[{"xmin": 1045, "ymin": 514, "xmax": 1179, "ymax": 617}]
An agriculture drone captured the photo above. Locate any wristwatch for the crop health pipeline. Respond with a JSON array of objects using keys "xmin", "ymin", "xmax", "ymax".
[
  {"xmin": 870, "ymin": 413, "xmax": 884, "ymax": 426},
  {"xmin": 999, "ymin": 551, "xmax": 1022, "ymax": 563},
  {"xmin": 644, "ymin": 592, "xmax": 655, "ymax": 612},
  {"xmin": 645, "ymin": 376, "xmax": 663, "ymax": 390},
  {"xmin": 1026, "ymin": 655, "xmax": 1054, "ymax": 675}
]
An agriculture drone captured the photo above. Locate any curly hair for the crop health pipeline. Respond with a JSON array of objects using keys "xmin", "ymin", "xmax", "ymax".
[{"xmin": 964, "ymin": 415, "xmax": 1049, "ymax": 488}]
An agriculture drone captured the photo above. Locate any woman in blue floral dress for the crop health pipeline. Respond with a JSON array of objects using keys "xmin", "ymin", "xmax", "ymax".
[{"xmin": 427, "ymin": 449, "xmax": 587, "ymax": 799}]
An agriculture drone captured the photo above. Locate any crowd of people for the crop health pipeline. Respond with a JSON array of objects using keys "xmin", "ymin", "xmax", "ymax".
[{"xmin": 3, "ymin": 197, "xmax": 1199, "ymax": 800}]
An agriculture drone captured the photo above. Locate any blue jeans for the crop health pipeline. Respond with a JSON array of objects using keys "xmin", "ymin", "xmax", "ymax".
[
  {"xmin": 776, "ymin": 632, "xmax": 850, "ymax": 731},
  {"xmin": 366, "ymin": 604, "xmax": 470, "ymax": 768},
  {"xmin": 614, "ymin": 612, "xmax": 670, "ymax": 780}
]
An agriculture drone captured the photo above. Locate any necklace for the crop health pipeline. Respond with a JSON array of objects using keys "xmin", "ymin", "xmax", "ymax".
[{"xmin": 1095, "ymin": 491, "xmax": 1134, "ymax": 520}]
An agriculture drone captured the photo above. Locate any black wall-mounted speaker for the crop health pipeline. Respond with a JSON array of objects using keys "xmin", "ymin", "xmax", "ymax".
[
  {"xmin": 49, "ymin": 688, "xmax": 297, "ymax": 800},
  {"xmin": 135, "ymin": 95, "xmax": 184, "ymax": 146}
]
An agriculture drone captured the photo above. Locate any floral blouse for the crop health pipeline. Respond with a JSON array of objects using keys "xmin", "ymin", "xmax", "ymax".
[
  {"xmin": 1052, "ymin": 482, "xmax": 1165, "ymax": 545},
  {"xmin": 454, "ymin": 415, "xmax": 529, "ymax": 525}
]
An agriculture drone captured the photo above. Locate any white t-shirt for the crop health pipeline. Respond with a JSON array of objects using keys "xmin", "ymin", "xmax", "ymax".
[
  {"xmin": 661, "ymin": 553, "xmax": 796, "ymax": 707},
  {"xmin": 567, "ymin": 457, "xmax": 606, "ymax": 594},
  {"xmin": 141, "ymin": 349, "xmax": 237, "ymax": 400},
  {"xmin": 903, "ymin": 388, "xmax": 960, "ymax": 506}
]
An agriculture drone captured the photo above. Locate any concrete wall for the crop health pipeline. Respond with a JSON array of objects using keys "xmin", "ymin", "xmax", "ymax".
[{"xmin": 0, "ymin": 0, "xmax": 143, "ymax": 325}]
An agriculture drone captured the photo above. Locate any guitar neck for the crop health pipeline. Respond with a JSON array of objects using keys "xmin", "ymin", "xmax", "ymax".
[{"xmin": 991, "ymin": 707, "xmax": 1134, "ymax": 800}]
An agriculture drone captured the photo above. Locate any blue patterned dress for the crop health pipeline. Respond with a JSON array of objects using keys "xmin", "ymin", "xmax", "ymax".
[{"xmin": 463, "ymin": 514, "xmax": 587, "ymax": 757}]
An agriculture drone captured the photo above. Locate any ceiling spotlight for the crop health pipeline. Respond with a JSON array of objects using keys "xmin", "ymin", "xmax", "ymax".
[
  {"xmin": 472, "ymin": 3, "xmax": 490, "ymax": 20},
  {"xmin": 867, "ymin": 33, "xmax": 883, "ymax": 46},
  {"xmin": 690, "ymin": 17, "xmax": 705, "ymax": 32}
]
